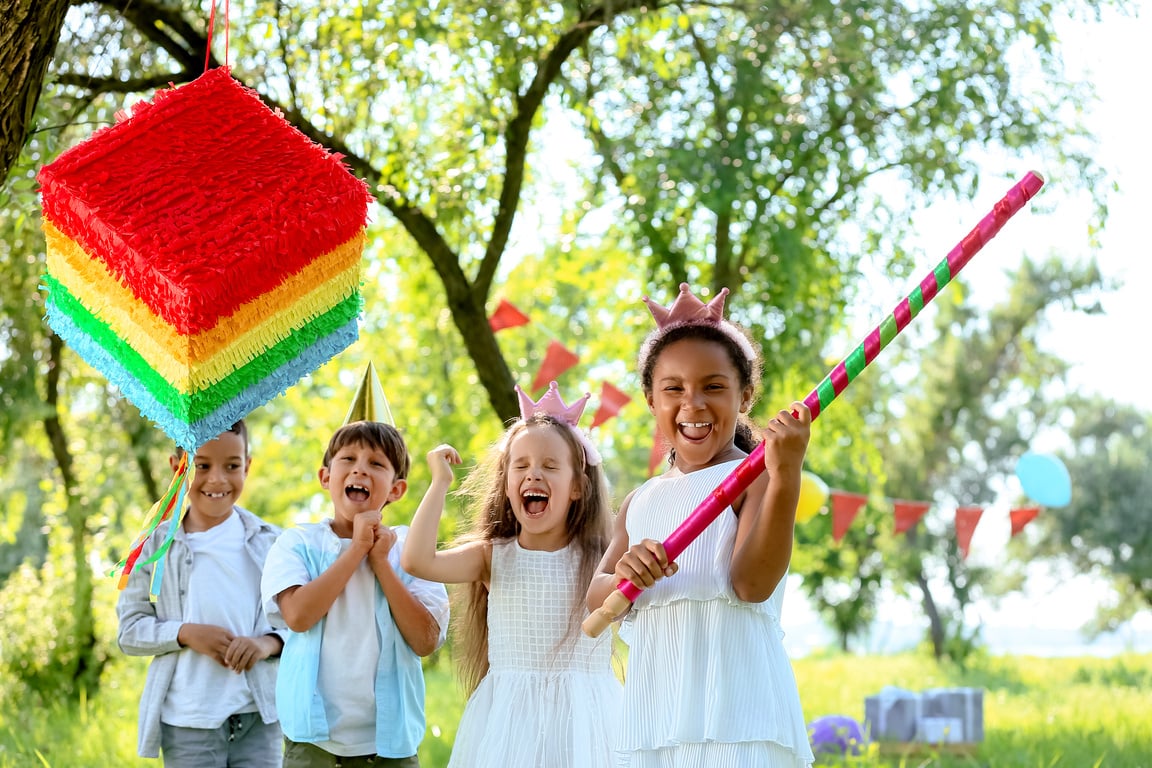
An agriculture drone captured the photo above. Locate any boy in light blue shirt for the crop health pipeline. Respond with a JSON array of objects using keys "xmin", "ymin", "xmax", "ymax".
[{"xmin": 261, "ymin": 421, "xmax": 448, "ymax": 768}]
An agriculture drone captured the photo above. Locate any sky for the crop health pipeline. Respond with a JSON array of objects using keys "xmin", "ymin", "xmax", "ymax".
[{"xmin": 1037, "ymin": 5, "xmax": 1152, "ymax": 414}]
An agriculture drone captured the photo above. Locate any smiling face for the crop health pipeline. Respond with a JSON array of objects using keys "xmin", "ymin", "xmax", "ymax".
[
  {"xmin": 504, "ymin": 423, "xmax": 582, "ymax": 551},
  {"xmin": 180, "ymin": 430, "xmax": 250, "ymax": 532},
  {"xmin": 646, "ymin": 337, "xmax": 754, "ymax": 474},
  {"xmin": 320, "ymin": 440, "xmax": 408, "ymax": 536}
]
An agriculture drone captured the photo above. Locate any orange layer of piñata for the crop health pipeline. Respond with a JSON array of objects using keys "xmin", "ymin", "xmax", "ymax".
[{"xmin": 44, "ymin": 220, "xmax": 363, "ymax": 394}]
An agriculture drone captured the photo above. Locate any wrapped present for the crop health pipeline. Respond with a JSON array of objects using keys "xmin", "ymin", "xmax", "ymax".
[
  {"xmin": 918, "ymin": 716, "xmax": 964, "ymax": 743},
  {"xmin": 39, "ymin": 66, "xmax": 370, "ymax": 450},
  {"xmin": 921, "ymin": 687, "xmax": 984, "ymax": 742},
  {"xmin": 864, "ymin": 687, "xmax": 922, "ymax": 742}
]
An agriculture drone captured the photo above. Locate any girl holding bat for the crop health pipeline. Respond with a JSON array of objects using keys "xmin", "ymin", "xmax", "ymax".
[{"xmin": 588, "ymin": 283, "xmax": 815, "ymax": 768}]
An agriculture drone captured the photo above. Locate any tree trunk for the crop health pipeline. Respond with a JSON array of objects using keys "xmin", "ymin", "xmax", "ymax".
[
  {"xmin": 0, "ymin": 0, "xmax": 72, "ymax": 182},
  {"xmin": 915, "ymin": 566, "xmax": 946, "ymax": 660},
  {"xmin": 44, "ymin": 331, "xmax": 104, "ymax": 695}
]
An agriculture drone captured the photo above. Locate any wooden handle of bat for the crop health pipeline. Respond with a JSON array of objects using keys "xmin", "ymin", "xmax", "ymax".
[{"xmin": 582, "ymin": 589, "xmax": 633, "ymax": 638}]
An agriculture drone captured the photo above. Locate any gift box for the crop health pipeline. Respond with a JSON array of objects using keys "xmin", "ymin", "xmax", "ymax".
[
  {"xmin": 921, "ymin": 687, "xmax": 984, "ymax": 742},
  {"xmin": 865, "ymin": 686, "xmax": 984, "ymax": 745},
  {"xmin": 864, "ymin": 687, "xmax": 922, "ymax": 742}
]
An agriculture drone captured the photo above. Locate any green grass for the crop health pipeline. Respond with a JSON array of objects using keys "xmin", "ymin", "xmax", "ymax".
[{"xmin": 2, "ymin": 652, "xmax": 1150, "ymax": 767}]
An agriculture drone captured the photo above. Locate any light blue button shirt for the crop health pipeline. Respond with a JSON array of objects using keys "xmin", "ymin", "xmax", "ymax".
[{"xmin": 261, "ymin": 522, "xmax": 449, "ymax": 757}]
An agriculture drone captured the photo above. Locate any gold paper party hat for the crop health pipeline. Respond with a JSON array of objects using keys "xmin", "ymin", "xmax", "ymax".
[{"xmin": 344, "ymin": 362, "xmax": 394, "ymax": 425}]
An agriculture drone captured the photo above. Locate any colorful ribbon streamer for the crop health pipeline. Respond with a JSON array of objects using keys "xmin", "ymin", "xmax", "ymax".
[
  {"xmin": 112, "ymin": 451, "xmax": 190, "ymax": 599},
  {"xmin": 584, "ymin": 171, "xmax": 1046, "ymax": 637}
]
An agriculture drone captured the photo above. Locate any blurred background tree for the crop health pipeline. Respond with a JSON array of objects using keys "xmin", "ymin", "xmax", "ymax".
[{"xmin": 1021, "ymin": 397, "xmax": 1152, "ymax": 632}]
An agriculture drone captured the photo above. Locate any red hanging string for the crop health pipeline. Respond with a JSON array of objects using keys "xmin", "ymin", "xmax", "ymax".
[{"xmin": 204, "ymin": 0, "xmax": 231, "ymax": 72}]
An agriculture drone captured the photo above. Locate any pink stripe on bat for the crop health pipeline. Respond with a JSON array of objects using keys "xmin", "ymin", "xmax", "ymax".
[
  {"xmin": 830, "ymin": 363, "xmax": 850, "ymax": 394},
  {"xmin": 864, "ymin": 329, "xmax": 882, "ymax": 364},
  {"xmin": 893, "ymin": 299, "xmax": 913, "ymax": 330},
  {"xmin": 920, "ymin": 273, "xmax": 940, "ymax": 304}
]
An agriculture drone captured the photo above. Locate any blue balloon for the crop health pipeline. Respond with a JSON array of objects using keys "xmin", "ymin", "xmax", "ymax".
[{"xmin": 1015, "ymin": 452, "xmax": 1072, "ymax": 507}]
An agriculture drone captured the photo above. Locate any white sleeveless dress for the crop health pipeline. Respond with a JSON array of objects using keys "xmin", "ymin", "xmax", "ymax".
[
  {"xmin": 619, "ymin": 460, "xmax": 815, "ymax": 768},
  {"xmin": 448, "ymin": 539, "xmax": 622, "ymax": 768}
]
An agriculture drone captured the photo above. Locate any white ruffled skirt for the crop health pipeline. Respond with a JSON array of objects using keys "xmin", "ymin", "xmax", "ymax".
[{"xmin": 448, "ymin": 667, "xmax": 622, "ymax": 768}]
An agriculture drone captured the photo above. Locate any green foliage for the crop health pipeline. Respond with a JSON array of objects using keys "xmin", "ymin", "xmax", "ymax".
[
  {"xmin": 572, "ymin": 0, "xmax": 1110, "ymax": 381},
  {"xmin": 0, "ymin": 555, "xmax": 116, "ymax": 700},
  {"xmin": 787, "ymin": 356, "xmax": 890, "ymax": 652},
  {"xmin": 3, "ymin": 652, "xmax": 1151, "ymax": 766}
]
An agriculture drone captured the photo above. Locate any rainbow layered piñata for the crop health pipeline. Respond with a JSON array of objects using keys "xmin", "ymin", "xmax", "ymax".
[{"xmin": 39, "ymin": 67, "xmax": 369, "ymax": 449}]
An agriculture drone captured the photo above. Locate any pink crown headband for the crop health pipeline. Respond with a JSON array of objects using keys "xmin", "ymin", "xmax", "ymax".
[
  {"xmin": 514, "ymin": 381, "xmax": 602, "ymax": 467},
  {"xmin": 638, "ymin": 282, "xmax": 757, "ymax": 371}
]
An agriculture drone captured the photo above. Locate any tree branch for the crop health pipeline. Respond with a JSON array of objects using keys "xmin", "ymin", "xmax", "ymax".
[
  {"xmin": 473, "ymin": 0, "xmax": 662, "ymax": 302},
  {"xmin": 587, "ymin": 123, "xmax": 687, "ymax": 284},
  {"xmin": 95, "ymin": 0, "xmax": 215, "ymax": 71},
  {"xmin": 54, "ymin": 71, "xmax": 184, "ymax": 93}
]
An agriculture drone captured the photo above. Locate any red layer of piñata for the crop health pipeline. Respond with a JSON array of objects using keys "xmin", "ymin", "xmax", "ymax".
[{"xmin": 38, "ymin": 67, "xmax": 370, "ymax": 336}]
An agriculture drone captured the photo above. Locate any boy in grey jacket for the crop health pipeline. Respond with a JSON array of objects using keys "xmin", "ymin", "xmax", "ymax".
[{"xmin": 117, "ymin": 420, "xmax": 284, "ymax": 766}]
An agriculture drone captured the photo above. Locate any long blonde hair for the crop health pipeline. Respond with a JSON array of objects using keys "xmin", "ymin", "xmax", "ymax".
[{"xmin": 451, "ymin": 414, "xmax": 612, "ymax": 694}]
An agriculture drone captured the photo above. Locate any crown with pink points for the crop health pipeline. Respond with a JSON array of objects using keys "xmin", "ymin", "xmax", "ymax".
[
  {"xmin": 643, "ymin": 283, "xmax": 730, "ymax": 329},
  {"xmin": 513, "ymin": 381, "xmax": 602, "ymax": 466},
  {"xmin": 638, "ymin": 282, "xmax": 758, "ymax": 372},
  {"xmin": 516, "ymin": 380, "xmax": 590, "ymax": 425}
]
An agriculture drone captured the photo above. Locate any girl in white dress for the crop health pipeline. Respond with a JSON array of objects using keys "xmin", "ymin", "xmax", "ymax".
[
  {"xmin": 588, "ymin": 283, "xmax": 816, "ymax": 768},
  {"xmin": 401, "ymin": 382, "xmax": 620, "ymax": 768}
]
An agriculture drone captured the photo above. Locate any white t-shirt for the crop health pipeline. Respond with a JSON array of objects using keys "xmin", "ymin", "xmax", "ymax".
[
  {"xmin": 161, "ymin": 511, "xmax": 260, "ymax": 727},
  {"xmin": 314, "ymin": 538, "xmax": 379, "ymax": 756}
]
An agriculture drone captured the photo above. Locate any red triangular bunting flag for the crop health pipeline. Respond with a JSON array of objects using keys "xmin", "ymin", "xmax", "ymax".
[
  {"xmin": 954, "ymin": 505, "xmax": 984, "ymax": 560},
  {"xmin": 893, "ymin": 500, "xmax": 931, "ymax": 535},
  {"xmin": 648, "ymin": 425, "xmax": 667, "ymax": 476},
  {"xmin": 1009, "ymin": 506, "xmax": 1040, "ymax": 537},
  {"xmin": 590, "ymin": 382, "xmax": 631, "ymax": 429},
  {"xmin": 831, "ymin": 491, "xmax": 868, "ymax": 543},
  {"xmin": 530, "ymin": 341, "xmax": 579, "ymax": 391},
  {"xmin": 488, "ymin": 298, "xmax": 531, "ymax": 332}
]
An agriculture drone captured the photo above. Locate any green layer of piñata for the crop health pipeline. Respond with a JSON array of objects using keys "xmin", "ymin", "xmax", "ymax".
[{"xmin": 44, "ymin": 272, "xmax": 362, "ymax": 422}]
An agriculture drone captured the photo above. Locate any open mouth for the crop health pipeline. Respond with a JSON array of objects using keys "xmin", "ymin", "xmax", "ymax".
[
  {"xmin": 522, "ymin": 490, "xmax": 549, "ymax": 517},
  {"xmin": 345, "ymin": 483, "xmax": 370, "ymax": 502},
  {"xmin": 202, "ymin": 490, "xmax": 230, "ymax": 499},
  {"xmin": 678, "ymin": 421, "xmax": 713, "ymax": 441}
]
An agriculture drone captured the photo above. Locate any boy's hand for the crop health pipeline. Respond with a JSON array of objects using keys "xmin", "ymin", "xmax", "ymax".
[
  {"xmin": 426, "ymin": 444, "xmax": 462, "ymax": 485},
  {"xmin": 762, "ymin": 401, "xmax": 812, "ymax": 476},
  {"xmin": 223, "ymin": 635, "xmax": 276, "ymax": 672},
  {"xmin": 351, "ymin": 510, "xmax": 382, "ymax": 555},
  {"xmin": 614, "ymin": 538, "xmax": 678, "ymax": 590},
  {"xmin": 177, "ymin": 623, "xmax": 236, "ymax": 666},
  {"xmin": 367, "ymin": 524, "xmax": 398, "ymax": 570}
]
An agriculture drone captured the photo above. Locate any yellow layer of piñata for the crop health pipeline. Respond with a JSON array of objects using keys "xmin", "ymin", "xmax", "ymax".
[{"xmin": 45, "ymin": 220, "xmax": 363, "ymax": 393}]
